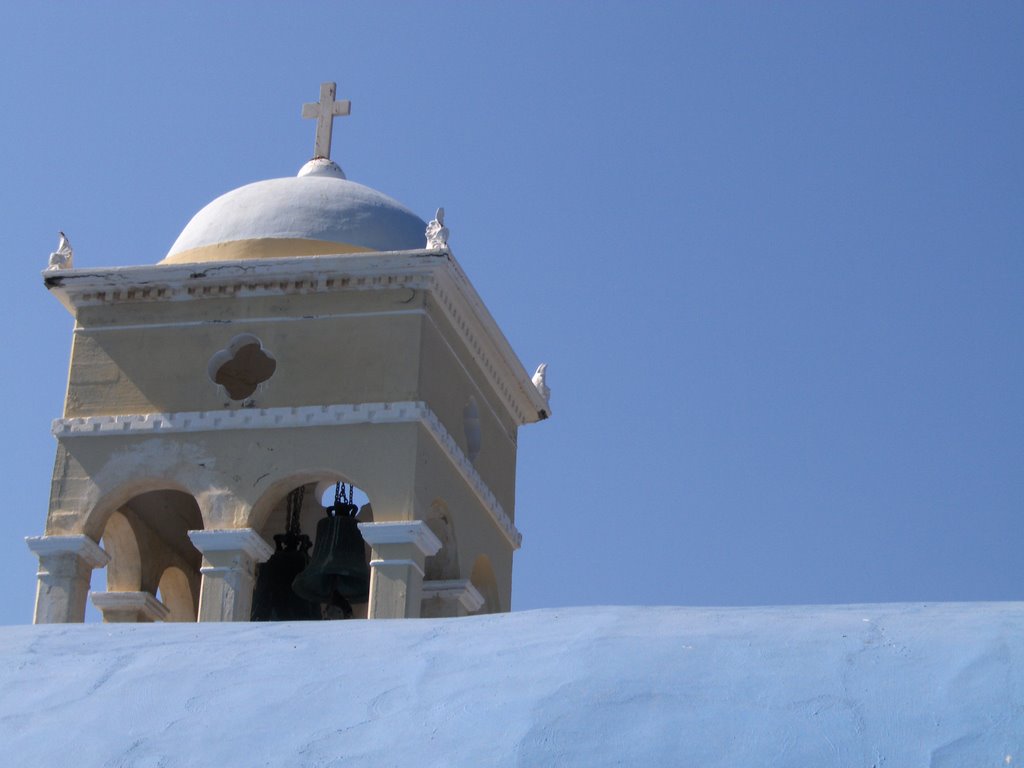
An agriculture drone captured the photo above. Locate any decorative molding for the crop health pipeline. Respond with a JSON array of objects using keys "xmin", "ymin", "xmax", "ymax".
[
  {"xmin": 422, "ymin": 579, "xmax": 485, "ymax": 612},
  {"xmin": 55, "ymin": 401, "xmax": 522, "ymax": 549},
  {"xmin": 53, "ymin": 401, "xmax": 429, "ymax": 436},
  {"xmin": 187, "ymin": 529, "xmax": 274, "ymax": 562},
  {"xmin": 43, "ymin": 252, "xmax": 437, "ymax": 308},
  {"xmin": 25, "ymin": 535, "xmax": 110, "ymax": 568},
  {"xmin": 360, "ymin": 521, "xmax": 443, "ymax": 557},
  {"xmin": 43, "ymin": 250, "xmax": 548, "ymax": 425}
]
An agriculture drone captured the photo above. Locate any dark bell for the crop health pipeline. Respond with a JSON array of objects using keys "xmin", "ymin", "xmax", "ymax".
[
  {"xmin": 291, "ymin": 502, "xmax": 370, "ymax": 608},
  {"xmin": 251, "ymin": 531, "xmax": 321, "ymax": 621}
]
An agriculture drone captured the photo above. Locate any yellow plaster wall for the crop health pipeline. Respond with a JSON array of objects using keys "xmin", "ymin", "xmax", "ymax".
[
  {"xmin": 416, "ymin": 312, "xmax": 519, "ymax": 516},
  {"xmin": 65, "ymin": 291, "xmax": 425, "ymax": 416}
]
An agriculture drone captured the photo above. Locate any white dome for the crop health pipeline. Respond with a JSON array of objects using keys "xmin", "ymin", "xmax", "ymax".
[{"xmin": 163, "ymin": 163, "xmax": 427, "ymax": 264}]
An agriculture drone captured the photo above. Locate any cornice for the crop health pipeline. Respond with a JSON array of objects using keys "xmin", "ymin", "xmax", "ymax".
[
  {"xmin": 43, "ymin": 250, "xmax": 439, "ymax": 309},
  {"xmin": 53, "ymin": 401, "xmax": 522, "ymax": 550}
]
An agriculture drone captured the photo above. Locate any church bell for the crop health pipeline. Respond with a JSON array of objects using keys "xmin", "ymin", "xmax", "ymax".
[
  {"xmin": 251, "ymin": 487, "xmax": 321, "ymax": 621},
  {"xmin": 291, "ymin": 483, "xmax": 371, "ymax": 616}
]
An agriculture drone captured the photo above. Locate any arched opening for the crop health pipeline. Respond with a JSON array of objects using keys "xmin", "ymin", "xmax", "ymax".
[
  {"xmin": 157, "ymin": 566, "xmax": 197, "ymax": 622},
  {"xmin": 470, "ymin": 554, "xmax": 501, "ymax": 615},
  {"xmin": 253, "ymin": 475, "xmax": 373, "ymax": 622},
  {"xmin": 89, "ymin": 489, "xmax": 203, "ymax": 623},
  {"xmin": 421, "ymin": 501, "xmax": 477, "ymax": 619}
]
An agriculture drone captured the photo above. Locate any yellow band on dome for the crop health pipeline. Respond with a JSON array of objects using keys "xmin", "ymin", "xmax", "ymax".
[{"xmin": 161, "ymin": 237, "xmax": 373, "ymax": 264}]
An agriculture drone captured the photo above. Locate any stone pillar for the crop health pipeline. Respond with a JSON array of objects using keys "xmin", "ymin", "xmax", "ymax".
[
  {"xmin": 187, "ymin": 529, "xmax": 273, "ymax": 622},
  {"xmin": 91, "ymin": 591, "xmax": 170, "ymax": 623},
  {"xmin": 359, "ymin": 521, "xmax": 442, "ymax": 619},
  {"xmin": 26, "ymin": 535, "xmax": 110, "ymax": 624},
  {"xmin": 421, "ymin": 579, "xmax": 485, "ymax": 618}
]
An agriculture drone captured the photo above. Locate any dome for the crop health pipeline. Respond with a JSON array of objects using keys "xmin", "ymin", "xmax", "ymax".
[{"xmin": 163, "ymin": 160, "xmax": 428, "ymax": 264}]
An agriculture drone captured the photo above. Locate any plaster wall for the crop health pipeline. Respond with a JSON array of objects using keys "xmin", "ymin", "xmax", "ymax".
[
  {"xmin": 66, "ymin": 290, "xmax": 426, "ymax": 417},
  {"xmin": 417, "ymin": 311, "xmax": 518, "ymax": 517}
]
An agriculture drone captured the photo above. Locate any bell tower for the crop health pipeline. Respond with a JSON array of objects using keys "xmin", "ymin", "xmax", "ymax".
[{"xmin": 29, "ymin": 83, "xmax": 549, "ymax": 624}]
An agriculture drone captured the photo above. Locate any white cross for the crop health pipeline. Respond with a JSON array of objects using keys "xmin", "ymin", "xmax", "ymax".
[{"xmin": 301, "ymin": 82, "xmax": 351, "ymax": 160}]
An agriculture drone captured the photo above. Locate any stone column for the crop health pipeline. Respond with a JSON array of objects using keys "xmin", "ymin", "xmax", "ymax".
[
  {"xmin": 421, "ymin": 579, "xmax": 485, "ymax": 618},
  {"xmin": 187, "ymin": 529, "xmax": 273, "ymax": 622},
  {"xmin": 91, "ymin": 591, "xmax": 170, "ymax": 623},
  {"xmin": 359, "ymin": 521, "xmax": 442, "ymax": 619},
  {"xmin": 26, "ymin": 535, "xmax": 110, "ymax": 624}
]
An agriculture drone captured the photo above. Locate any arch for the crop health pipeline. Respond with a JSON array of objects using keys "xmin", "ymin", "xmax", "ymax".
[
  {"xmin": 248, "ymin": 468, "xmax": 372, "ymax": 535},
  {"xmin": 424, "ymin": 500, "xmax": 460, "ymax": 581},
  {"xmin": 80, "ymin": 477, "xmax": 197, "ymax": 542},
  {"xmin": 92, "ymin": 487, "xmax": 204, "ymax": 623},
  {"xmin": 470, "ymin": 554, "xmax": 501, "ymax": 615},
  {"xmin": 158, "ymin": 566, "xmax": 197, "ymax": 622}
]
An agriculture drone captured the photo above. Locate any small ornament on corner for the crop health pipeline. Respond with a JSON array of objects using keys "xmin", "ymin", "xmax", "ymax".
[
  {"xmin": 46, "ymin": 231, "xmax": 74, "ymax": 271},
  {"xmin": 425, "ymin": 207, "xmax": 450, "ymax": 250}
]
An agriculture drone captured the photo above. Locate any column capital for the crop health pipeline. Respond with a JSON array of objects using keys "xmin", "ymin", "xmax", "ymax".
[
  {"xmin": 26, "ymin": 534, "xmax": 109, "ymax": 568},
  {"xmin": 187, "ymin": 528, "xmax": 273, "ymax": 561},
  {"xmin": 422, "ymin": 579, "xmax": 485, "ymax": 612},
  {"xmin": 91, "ymin": 591, "xmax": 170, "ymax": 622},
  {"xmin": 358, "ymin": 521, "xmax": 442, "ymax": 557}
]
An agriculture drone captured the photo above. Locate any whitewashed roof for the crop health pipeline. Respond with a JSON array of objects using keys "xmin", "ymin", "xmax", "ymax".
[{"xmin": 2, "ymin": 603, "xmax": 1021, "ymax": 766}]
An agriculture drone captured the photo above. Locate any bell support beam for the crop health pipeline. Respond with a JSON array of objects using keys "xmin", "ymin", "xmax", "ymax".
[
  {"xmin": 187, "ymin": 529, "xmax": 274, "ymax": 622},
  {"xmin": 26, "ymin": 534, "xmax": 110, "ymax": 624},
  {"xmin": 359, "ymin": 521, "xmax": 442, "ymax": 619}
]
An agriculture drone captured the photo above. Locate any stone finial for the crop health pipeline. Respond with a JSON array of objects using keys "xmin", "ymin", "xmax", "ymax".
[
  {"xmin": 46, "ymin": 231, "xmax": 73, "ymax": 271},
  {"xmin": 532, "ymin": 363, "xmax": 550, "ymax": 401},
  {"xmin": 425, "ymin": 208, "xmax": 449, "ymax": 250}
]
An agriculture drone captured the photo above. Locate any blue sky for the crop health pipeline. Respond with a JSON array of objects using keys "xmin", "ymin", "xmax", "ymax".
[{"xmin": 1, "ymin": 3, "xmax": 1021, "ymax": 623}]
